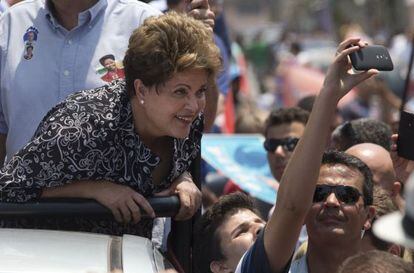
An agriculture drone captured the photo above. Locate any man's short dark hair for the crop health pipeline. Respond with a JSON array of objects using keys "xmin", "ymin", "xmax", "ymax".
[
  {"xmin": 297, "ymin": 95, "xmax": 316, "ymax": 113},
  {"xmin": 194, "ymin": 193, "xmax": 260, "ymax": 273},
  {"xmin": 364, "ymin": 186, "xmax": 400, "ymax": 252},
  {"xmin": 99, "ymin": 54, "xmax": 115, "ymax": 66},
  {"xmin": 322, "ymin": 150, "xmax": 374, "ymax": 206},
  {"xmin": 167, "ymin": 0, "xmax": 182, "ymax": 5},
  {"xmin": 332, "ymin": 118, "xmax": 392, "ymax": 151},
  {"xmin": 338, "ymin": 250, "xmax": 414, "ymax": 273},
  {"xmin": 264, "ymin": 107, "xmax": 309, "ymax": 136}
]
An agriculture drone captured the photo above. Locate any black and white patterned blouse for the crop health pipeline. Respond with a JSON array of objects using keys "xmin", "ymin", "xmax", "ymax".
[{"xmin": 0, "ymin": 80, "xmax": 203, "ymax": 237}]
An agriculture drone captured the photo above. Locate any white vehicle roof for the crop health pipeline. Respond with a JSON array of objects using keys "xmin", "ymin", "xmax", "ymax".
[{"xmin": 0, "ymin": 228, "xmax": 166, "ymax": 273}]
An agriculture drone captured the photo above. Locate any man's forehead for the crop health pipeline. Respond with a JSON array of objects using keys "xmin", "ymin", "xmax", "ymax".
[
  {"xmin": 318, "ymin": 164, "xmax": 364, "ymax": 189},
  {"xmin": 228, "ymin": 209, "xmax": 262, "ymax": 222},
  {"xmin": 220, "ymin": 209, "xmax": 263, "ymax": 231}
]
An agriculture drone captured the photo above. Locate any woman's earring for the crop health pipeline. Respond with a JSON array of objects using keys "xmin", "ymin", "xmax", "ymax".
[{"xmin": 140, "ymin": 99, "xmax": 144, "ymax": 105}]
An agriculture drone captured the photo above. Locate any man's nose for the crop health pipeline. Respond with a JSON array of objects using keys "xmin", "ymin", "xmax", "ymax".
[
  {"xmin": 274, "ymin": 145, "xmax": 285, "ymax": 157},
  {"xmin": 325, "ymin": 192, "xmax": 340, "ymax": 206},
  {"xmin": 251, "ymin": 224, "xmax": 264, "ymax": 241}
]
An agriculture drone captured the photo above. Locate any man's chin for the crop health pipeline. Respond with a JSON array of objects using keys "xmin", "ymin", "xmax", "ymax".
[{"xmin": 271, "ymin": 166, "xmax": 285, "ymax": 181}]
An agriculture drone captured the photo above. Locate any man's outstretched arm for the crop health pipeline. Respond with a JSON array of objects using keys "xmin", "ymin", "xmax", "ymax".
[{"xmin": 264, "ymin": 38, "xmax": 379, "ymax": 273}]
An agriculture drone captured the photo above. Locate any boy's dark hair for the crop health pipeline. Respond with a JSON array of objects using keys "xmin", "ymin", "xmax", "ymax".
[
  {"xmin": 194, "ymin": 193, "xmax": 261, "ymax": 273},
  {"xmin": 99, "ymin": 54, "xmax": 115, "ymax": 66},
  {"xmin": 263, "ymin": 107, "xmax": 309, "ymax": 136},
  {"xmin": 332, "ymin": 118, "xmax": 392, "ymax": 151},
  {"xmin": 322, "ymin": 150, "xmax": 374, "ymax": 206}
]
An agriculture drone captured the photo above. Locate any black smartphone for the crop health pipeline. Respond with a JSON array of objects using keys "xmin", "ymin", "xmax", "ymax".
[
  {"xmin": 349, "ymin": 45, "xmax": 394, "ymax": 71},
  {"xmin": 397, "ymin": 110, "xmax": 414, "ymax": 161}
]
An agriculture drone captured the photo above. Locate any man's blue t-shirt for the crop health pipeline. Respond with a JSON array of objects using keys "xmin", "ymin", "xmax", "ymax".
[{"xmin": 235, "ymin": 230, "xmax": 291, "ymax": 273}]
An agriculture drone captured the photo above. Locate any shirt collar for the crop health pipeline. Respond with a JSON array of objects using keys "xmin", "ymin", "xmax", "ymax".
[{"xmin": 81, "ymin": 0, "xmax": 107, "ymax": 23}]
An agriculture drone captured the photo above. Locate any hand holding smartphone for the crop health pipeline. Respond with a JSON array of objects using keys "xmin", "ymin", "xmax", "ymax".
[{"xmin": 349, "ymin": 45, "xmax": 394, "ymax": 71}]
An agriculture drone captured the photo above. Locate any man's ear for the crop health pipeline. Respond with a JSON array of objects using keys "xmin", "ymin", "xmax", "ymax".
[
  {"xmin": 133, "ymin": 79, "xmax": 147, "ymax": 100},
  {"xmin": 391, "ymin": 181, "xmax": 402, "ymax": 197},
  {"xmin": 363, "ymin": 205, "xmax": 376, "ymax": 230},
  {"xmin": 210, "ymin": 260, "xmax": 232, "ymax": 273}
]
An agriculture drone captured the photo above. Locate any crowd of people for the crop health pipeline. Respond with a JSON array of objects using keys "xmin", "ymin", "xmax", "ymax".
[{"xmin": 0, "ymin": 0, "xmax": 413, "ymax": 273}]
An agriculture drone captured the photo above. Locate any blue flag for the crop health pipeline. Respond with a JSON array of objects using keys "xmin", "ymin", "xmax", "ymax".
[{"xmin": 201, "ymin": 134, "xmax": 278, "ymax": 204}]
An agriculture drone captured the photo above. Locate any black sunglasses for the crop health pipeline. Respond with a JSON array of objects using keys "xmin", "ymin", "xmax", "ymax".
[
  {"xmin": 263, "ymin": 137, "xmax": 299, "ymax": 152},
  {"xmin": 313, "ymin": 185, "xmax": 362, "ymax": 205}
]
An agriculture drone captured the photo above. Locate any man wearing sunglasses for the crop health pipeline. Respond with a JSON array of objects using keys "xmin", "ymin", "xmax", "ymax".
[
  {"xmin": 291, "ymin": 151, "xmax": 375, "ymax": 273},
  {"xmin": 264, "ymin": 108, "xmax": 309, "ymax": 248},
  {"xmin": 194, "ymin": 38, "xmax": 378, "ymax": 273},
  {"xmin": 263, "ymin": 107, "xmax": 309, "ymax": 182}
]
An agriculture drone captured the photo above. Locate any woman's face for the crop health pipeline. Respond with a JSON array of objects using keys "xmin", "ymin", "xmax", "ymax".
[{"xmin": 139, "ymin": 69, "xmax": 208, "ymax": 139}]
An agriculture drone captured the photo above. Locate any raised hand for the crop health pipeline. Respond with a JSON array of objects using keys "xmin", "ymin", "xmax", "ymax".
[
  {"xmin": 186, "ymin": 0, "xmax": 215, "ymax": 31},
  {"xmin": 322, "ymin": 37, "xmax": 379, "ymax": 102}
]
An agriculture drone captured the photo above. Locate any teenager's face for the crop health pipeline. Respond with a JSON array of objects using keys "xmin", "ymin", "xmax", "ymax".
[
  {"xmin": 214, "ymin": 209, "xmax": 265, "ymax": 272},
  {"xmin": 266, "ymin": 122, "xmax": 305, "ymax": 181}
]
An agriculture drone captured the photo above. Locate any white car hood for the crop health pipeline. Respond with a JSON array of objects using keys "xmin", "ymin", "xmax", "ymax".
[{"xmin": 0, "ymin": 229, "xmax": 160, "ymax": 273}]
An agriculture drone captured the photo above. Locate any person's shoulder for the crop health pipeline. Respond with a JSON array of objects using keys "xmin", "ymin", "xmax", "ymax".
[
  {"xmin": 236, "ymin": 229, "xmax": 275, "ymax": 273},
  {"xmin": 0, "ymin": 0, "xmax": 43, "ymax": 43},
  {"xmin": 2, "ymin": 0, "xmax": 43, "ymax": 17},
  {"xmin": 107, "ymin": 0, "xmax": 162, "ymax": 17},
  {"xmin": 68, "ymin": 80, "xmax": 126, "ymax": 103}
]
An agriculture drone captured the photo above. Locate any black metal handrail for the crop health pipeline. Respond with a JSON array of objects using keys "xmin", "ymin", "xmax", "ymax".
[{"xmin": 0, "ymin": 196, "xmax": 180, "ymax": 218}]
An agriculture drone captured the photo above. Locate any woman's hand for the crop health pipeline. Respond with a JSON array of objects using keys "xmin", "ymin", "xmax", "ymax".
[
  {"xmin": 155, "ymin": 171, "xmax": 202, "ymax": 220},
  {"xmin": 186, "ymin": 0, "xmax": 215, "ymax": 31},
  {"xmin": 93, "ymin": 181, "xmax": 155, "ymax": 224},
  {"xmin": 322, "ymin": 37, "xmax": 378, "ymax": 102}
]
